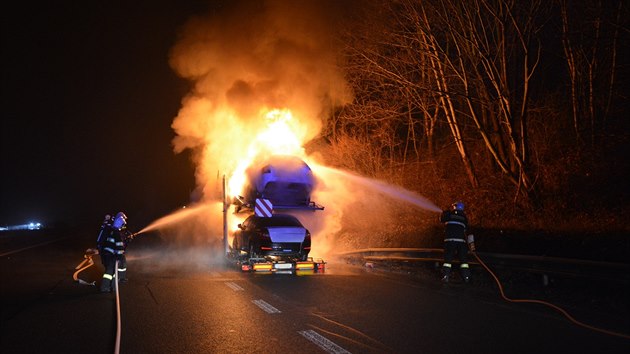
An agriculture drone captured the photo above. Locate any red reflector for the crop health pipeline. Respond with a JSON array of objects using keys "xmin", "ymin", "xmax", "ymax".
[{"xmin": 260, "ymin": 247, "xmax": 272, "ymax": 250}]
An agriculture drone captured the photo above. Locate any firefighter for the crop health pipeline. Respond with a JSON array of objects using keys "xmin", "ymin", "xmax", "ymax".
[
  {"xmin": 440, "ymin": 201, "xmax": 471, "ymax": 283},
  {"xmin": 99, "ymin": 211, "xmax": 130, "ymax": 292},
  {"xmin": 96, "ymin": 214, "xmax": 113, "ymax": 266}
]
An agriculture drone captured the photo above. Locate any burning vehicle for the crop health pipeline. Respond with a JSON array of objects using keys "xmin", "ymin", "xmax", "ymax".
[
  {"xmin": 229, "ymin": 212, "xmax": 325, "ymax": 273},
  {"xmin": 225, "ymin": 154, "xmax": 325, "ymax": 273},
  {"xmin": 232, "ymin": 213, "xmax": 311, "ymax": 261},
  {"xmin": 234, "ymin": 155, "xmax": 323, "ymax": 211}
]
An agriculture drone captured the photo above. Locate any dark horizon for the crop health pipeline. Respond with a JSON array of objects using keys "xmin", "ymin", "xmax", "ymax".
[{"xmin": 1, "ymin": 2, "xmax": 211, "ymax": 228}]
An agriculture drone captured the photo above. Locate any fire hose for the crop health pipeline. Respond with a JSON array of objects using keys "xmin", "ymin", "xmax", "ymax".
[
  {"xmin": 73, "ymin": 248, "xmax": 99, "ymax": 286},
  {"xmin": 468, "ymin": 236, "xmax": 630, "ymax": 340},
  {"xmin": 73, "ymin": 231, "xmax": 137, "ymax": 286},
  {"xmin": 114, "ymin": 260, "xmax": 122, "ymax": 354},
  {"xmin": 73, "ymin": 244, "xmax": 128, "ymax": 353}
]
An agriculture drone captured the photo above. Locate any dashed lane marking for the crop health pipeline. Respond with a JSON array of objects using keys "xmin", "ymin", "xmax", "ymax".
[
  {"xmin": 252, "ymin": 299, "xmax": 281, "ymax": 314},
  {"xmin": 299, "ymin": 330, "xmax": 351, "ymax": 354},
  {"xmin": 225, "ymin": 281, "xmax": 244, "ymax": 291}
]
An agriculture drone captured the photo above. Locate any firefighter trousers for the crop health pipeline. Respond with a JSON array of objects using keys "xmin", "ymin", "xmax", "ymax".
[
  {"xmin": 99, "ymin": 254, "xmax": 124, "ymax": 292},
  {"xmin": 442, "ymin": 241, "xmax": 471, "ymax": 280}
]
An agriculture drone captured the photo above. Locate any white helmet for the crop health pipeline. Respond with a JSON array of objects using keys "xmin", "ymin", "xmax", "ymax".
[{"xmin": 112, "ymin": 212, "xmax": 127, "ymax": 229}]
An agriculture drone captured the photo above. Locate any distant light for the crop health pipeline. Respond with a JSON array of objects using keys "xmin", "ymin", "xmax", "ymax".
[
  {"xmin": 26, "ymin": 222, "xmax": 43, "ymax": 230},
  {"xmin": 0, "ymin": 221, "xmax": 43, "ymax": 231}
]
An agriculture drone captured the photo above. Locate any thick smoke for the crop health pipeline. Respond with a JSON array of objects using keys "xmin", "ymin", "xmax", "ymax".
[
  {"xmin": 169, "ymin": 0, "xmax": 353, "ymax": 200},
  {"xmin": 147, "ymin": 1, "xmax": 439, "ymax": 263}
]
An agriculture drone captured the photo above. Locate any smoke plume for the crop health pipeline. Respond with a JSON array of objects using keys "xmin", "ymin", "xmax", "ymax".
[
  {"xmin": 147, "ymin": 0, "xmax": 439, "ymax": 263},
  {"xmin": 169, "ymin": 0, "xmax": 353, "ymax": 200}
]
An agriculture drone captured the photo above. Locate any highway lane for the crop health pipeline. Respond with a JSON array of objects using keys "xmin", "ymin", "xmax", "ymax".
[{"xmin": 1, "ymin": 230, "xmax": 628, "ymax": 353}]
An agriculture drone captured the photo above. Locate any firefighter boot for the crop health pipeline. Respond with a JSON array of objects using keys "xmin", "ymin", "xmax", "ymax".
[
  {"xmin": 99, "ymin": 272, "xmax": 113, "ymax": 293},
  {"xmin": 99, "ymin": 280, "xmax": 111, "ymax": 293},
  {"xmin": 441, "ymin": 263, "xmax": 452, "ymax": 283},
  {"xmin": 118, "ymin": 270, "xmax": 127, "ymax": 283},
  {"xmin": 461, "ymin": 263, "xmax": 471, "ymax": 283}
]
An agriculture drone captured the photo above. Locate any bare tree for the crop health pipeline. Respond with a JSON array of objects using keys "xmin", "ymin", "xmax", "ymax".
[
  {"xmin": 560, "ymin": 0, "xmax": 627, "ymax": 146},
  {"xmin": 348, "ymin": 0, "xmax": 547, "ymax": 198},
  {"xmin": 426, "ymin": 0, "xmax": 549, "ymax": 198},
  {"xmin": 331, "ymin": 0, "xmax": 626, "ymax": 208}
]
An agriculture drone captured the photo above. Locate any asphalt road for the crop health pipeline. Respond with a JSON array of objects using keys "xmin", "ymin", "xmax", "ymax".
[{"xmin": 1, "ymin": 229, "xmax": 628, "ymax": 354}]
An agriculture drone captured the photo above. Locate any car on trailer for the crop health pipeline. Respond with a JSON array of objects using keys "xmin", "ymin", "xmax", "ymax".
[
  {"xmin": 234, "ymin": 155, "xmax": 323, "ymax": 211},
  {"xmin": 232, "ymin": 213, "xmax": 311, "ymax": 261}
]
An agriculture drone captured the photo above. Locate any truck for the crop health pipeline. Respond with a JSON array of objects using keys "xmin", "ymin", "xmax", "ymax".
[{"xmin": 223, "ymin": 155, "xmax": 325, "ymax": 273}]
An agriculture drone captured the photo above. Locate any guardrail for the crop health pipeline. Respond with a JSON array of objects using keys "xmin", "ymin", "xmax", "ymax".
[{"xmin": 335, "ymin": 248, "xmax": 630, "ymax": 283}]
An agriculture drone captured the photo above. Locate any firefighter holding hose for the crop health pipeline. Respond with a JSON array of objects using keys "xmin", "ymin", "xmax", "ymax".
[
  {"xmin": 99, "ymin": 211, "xmax": 133, "ymax": 292},
  {"xmin": 440, "ymin": 201, "xmax": 471, "ymax": 283}
]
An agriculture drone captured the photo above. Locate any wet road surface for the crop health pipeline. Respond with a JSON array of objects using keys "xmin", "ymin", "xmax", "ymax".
[{"xmin": 1, "ymin": 229, "xmax": 628, "ymax": 353}]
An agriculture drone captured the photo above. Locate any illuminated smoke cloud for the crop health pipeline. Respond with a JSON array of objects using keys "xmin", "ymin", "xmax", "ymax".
[
  {"xmin": 152, "ymin": 0, "xmax": 439, "ymax": 261},
  {"xmin": 168, "ymin": 0, "xmax": 353, "ymax": 201},
  {"xmin": 159, "ymin": 0, "xmax": 359, "ymax": 258}
]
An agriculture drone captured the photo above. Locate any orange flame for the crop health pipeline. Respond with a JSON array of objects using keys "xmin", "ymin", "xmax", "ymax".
[{"xmin": 227, "ymin": 108, "xmax": 307, "ymax": 197}]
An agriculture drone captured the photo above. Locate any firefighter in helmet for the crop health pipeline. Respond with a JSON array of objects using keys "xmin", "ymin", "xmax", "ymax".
[
  {"xmin": 99, "ymin": 211, "xmax": 133, "ymax": 292},
  {"xmin": 440, "ymin": 201, "xmax": 471, "ymax": 283}
]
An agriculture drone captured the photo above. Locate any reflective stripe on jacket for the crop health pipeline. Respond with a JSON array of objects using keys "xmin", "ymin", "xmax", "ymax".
[{"xmin": 103, "ymin": 230, "xmax": 125, "ymax": 255}]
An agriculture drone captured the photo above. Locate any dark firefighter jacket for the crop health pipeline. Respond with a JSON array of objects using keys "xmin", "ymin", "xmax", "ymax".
[
  {"xmin": 440, "ymin": 210, "xmax": 468, "ymax": 242},
  {"xmin": 102, "ymin": 229, "xmax": 126, "ymax": 256}
]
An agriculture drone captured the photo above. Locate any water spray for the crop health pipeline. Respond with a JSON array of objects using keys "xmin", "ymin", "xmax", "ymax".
[
  {"xmin": 134, "ymin": 204, "xmax": 216, "ymax": 235},
  {"xmin": 315, "ymin": 164, "xmax": 442, "ymax": 213}
]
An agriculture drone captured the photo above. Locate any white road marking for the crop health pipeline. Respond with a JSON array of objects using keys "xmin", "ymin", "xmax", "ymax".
[
  {"xmin": 299, "ymin": 330, "xmax": 351, "ymax": 354},
  {"xmin": 252, "ymin": 299, "xmax": 281, "ymax": 314},
  {"xmin": 225, "ymin": 281, "xmax": 244, "ymax": 291}
]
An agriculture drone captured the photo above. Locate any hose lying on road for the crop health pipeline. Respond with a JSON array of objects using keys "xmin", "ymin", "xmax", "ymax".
[
  {"xmin": 472, "ymin": 251, "xmax": 630, "ymax": 340},
  {"xmin": 73, "ymin": 249, "xmax": 97, "ymax": 286}
]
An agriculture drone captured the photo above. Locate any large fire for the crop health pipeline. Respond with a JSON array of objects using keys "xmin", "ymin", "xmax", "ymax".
[
  {"xmin": 227, "ymin": 108, "xmax": 308, "ymax": 198},
  {"xmin": 146, "ymin": 1, "xmax": 440, "ymax": 260}
]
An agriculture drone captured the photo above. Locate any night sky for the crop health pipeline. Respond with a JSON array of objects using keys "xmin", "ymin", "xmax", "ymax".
[{"xmin": 1, "ymin": 2, "xmax": 215, "ymax": 227}]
